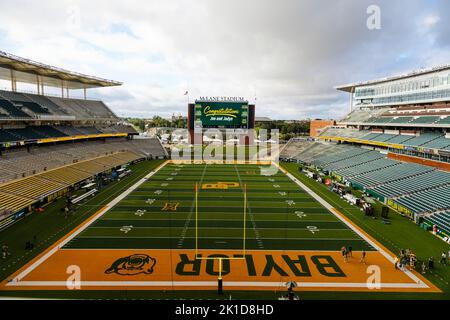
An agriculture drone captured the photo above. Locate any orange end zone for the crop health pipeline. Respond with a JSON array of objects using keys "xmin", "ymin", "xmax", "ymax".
[{"xmin": 0, "ymin": 249, "xmax": 440, "ymax": 292}]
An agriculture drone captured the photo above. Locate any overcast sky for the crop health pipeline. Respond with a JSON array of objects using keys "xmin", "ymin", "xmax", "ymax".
[{"xmin": 0, "ymin": 0, "xmax": 449, "ymax": 119}]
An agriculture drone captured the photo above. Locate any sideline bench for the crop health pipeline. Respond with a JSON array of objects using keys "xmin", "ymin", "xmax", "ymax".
[{"xmin": 72, "ymin": 188, "xmax": 97, "ymax": 204}]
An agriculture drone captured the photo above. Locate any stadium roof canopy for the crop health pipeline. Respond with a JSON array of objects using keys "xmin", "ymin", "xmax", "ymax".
[
  {"xmin": 0, "ymin": 50, "xmax": 122, "ymax": 90},
  {"xmin": 335, "ymin": 64, "xmax": 450, "ymax": 92}
]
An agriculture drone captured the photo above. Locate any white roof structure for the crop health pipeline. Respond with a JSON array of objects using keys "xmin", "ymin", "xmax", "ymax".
[
  {"xmin": 0, "ymin": 50, "xmax": 122, "ymax": 90},
  {"xmin": 336, "ymin": 64, "xmax": 450, "ymax": 92}
]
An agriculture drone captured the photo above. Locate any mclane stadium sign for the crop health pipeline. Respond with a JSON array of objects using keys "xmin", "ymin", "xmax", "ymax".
[{"xmin": 196, "ymin": 96, "xmax": 248, "ymax": 103}]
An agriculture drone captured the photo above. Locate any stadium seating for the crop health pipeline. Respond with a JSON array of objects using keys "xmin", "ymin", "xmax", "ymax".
[
  {"xmin": 319, "ymin": 126, "xmax": 450, "ymax": 151},
  {"xmin": 280, "ymin": 138, "xmax": 313, "ymax": 160},
  {"xmin": 435, "ymin": 117, "xmax": 450, "ymax": 125},
  {"xmin": 426, "ymin": 211, "xmax": 450, "ymax": 235},
  {"xmin": 0, "ymin": 138, "xmax": 166, "ymax": 184},
  {"xmin": 420, "ymin": 135, "xmax": 450, "ymax": 149},
  {"xmin": 0, "ymin": 150, "xmax": 151, "ymax": 213},
  {"xmin": 391, "ymin": 117, "xmax": 414, "ymax": 124},
  {"xmin": 349, "ymin": 163, "xmax": 433, "ymax": 188},
  {"xmin": 24, "ymin": 93, "xmax": 70, "ymax": 116},
  {"xmin": 402, "ymin": 132, "xmax": 442, "ymax": 147},
  {"xmin": 0, "ymin": 138, "xmax": 166, "ymax": 213},
  {"xmin": 340, "ymin": 107, "xmax": 389, "ymax": 123},
  {"xmin": 0, "ymin": 98, "xmax": 31, "ymax": 118},
  {"xmin": 371, "ymin": 170, "xmax": 450, "ymax": 198},
  {"xmin": 334, "ymin": 157, "xmax": 399, "ymax": 178},
  {"xmin": 395, "ymin": 185, "xmax": 450, "ymax": 214},
  {"xmin": 0, "ymin": 89, "xmax": 117, "ymax": 120},
  {"xmin": 364, "ymin": 115, "xmax": 446, "ymax": 125},
  {"xmin": 409, "ymin": 116, "xmax": 440, "ymax": 124},
  {"xmin": 365, "ymin": 116, "xmax": 395, "ymax": 124},
  {"xmin": 384, "ymin": 135, "xmax": 414, "ymax": 144},
  {"xmin": 284, "ymin": 139, "xmax": 448, "ymax": 213}
]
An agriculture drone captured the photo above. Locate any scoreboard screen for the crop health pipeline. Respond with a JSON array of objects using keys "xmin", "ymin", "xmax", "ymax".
[{"xmin": 194, "ymin": 101, "xmax": 249, "ymax": 128}]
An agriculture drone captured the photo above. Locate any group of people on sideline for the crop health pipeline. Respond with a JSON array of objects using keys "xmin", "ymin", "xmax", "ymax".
[{"xmin": 394, "ymin": 248, "xmax": 448, "ymax": 274}]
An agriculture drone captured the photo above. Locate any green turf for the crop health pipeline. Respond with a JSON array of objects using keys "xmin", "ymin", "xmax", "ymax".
[{"xmin": 63, "ymin": 163, "xmax": 373, "ymax": 253}]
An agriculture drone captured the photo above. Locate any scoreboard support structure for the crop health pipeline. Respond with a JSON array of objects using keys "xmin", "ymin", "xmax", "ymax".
[{"xmin": 187, "ymin": 98, "xmax": 256, "ymax": 145}]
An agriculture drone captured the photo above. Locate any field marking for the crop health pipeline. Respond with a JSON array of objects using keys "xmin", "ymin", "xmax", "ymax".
[
  {"xmin": 98, "ymin": 217, "xmax": 336, "ymax": 222},
  {"xmin": 6, "ymin": 161, "xmax": 169, "ymax": 283},
  {"xmin": 86, "ymin": 226, "xmax": 352, "ymax": 231},
  {"xmin": 234, "ymin": 164, "xmax": 263, "ymax": 249},
  {"xmin": 5, "ymin": 281, "xmax": 429, "ymax": 289},
  {"xmin": 75, "ymin": 236, "xmax": 364, "ymax": 241},
  {"xmin": 179, "ymin": 164, "xmax": 208, "ymax": 248},
  {"xmin": 275, "ymin": 162, "xmax": 438, "ymax": 291}
]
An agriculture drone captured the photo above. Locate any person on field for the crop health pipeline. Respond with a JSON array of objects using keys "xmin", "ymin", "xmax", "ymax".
[
  {"xmin": 409, "ymin": 253, "xmax": 417, "ymax": 269},
  {"xmin": 401, "ymin": 256, "xmax": 408, "ymax": 270},
  {"xmin": 440, "ymin": 252, "xmax": 447, "ymax": 265},
  {"xmin": 2, "ymin": 243, "xmax": 10, "ymax": 259},
  {"xmin": 64, "ymin": 206, "xmax": 69, "ymax": 219},
  {"xmin": 428, "ymin": 257, "xmax": 434, "ymax": 271},
  {"xmin": 360, "ymin": 250, "xmax": 366, "ymax": 264},
  {"xmin": 394, "ymin": 256, "xmax": 399, "ymax": 270},
  {"xmin": 348, "ymin": 245, "xmax": 353, "ymax": 258},
  {"xmin": 341, "ymin": 246, "xmax": 347, "ymax": 263},
  {"xmin": 421, "ymin": 261, "xmax": 427, "ymax": 274}
]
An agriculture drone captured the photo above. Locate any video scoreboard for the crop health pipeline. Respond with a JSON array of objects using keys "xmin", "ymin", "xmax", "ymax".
[
  {"xmin": 189, "ymin": 97, "xmax": 254, "ymax": 130},
  {"xmin": 194, "ymin": 101, "xmax": 248, "ymax": 128},
  {"xmin": 187, "ymin": 97, "xmax": 255, "ymax": 144}
]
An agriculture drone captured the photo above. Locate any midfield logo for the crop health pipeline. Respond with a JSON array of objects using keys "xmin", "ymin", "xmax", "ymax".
[
  {"xmin": 162, "ymin": 202, "xmax": 180, "ymax": 211},
  {"xmin": 105, "ymin": 254, "xmax": 156, "ymax": 276},
  {"xmin": 202, "ymin": 182, "xmax": 240, "ymax": 190}
]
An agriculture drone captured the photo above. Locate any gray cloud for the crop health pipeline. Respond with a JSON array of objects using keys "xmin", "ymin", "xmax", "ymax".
[{"xmin": 0, "ymin": 0, "xmax": 448, "ymax": 119}]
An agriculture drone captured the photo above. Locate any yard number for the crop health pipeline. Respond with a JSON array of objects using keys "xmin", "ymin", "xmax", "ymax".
[
  {"xmin": 307, "ymin": 226, "xmax": 319, "ymax": 234},
  {"xmin": 135, "ymin": 209, "xmax": 146, "ymax": 217},
  {"xmin": 295, "ymin": 211, "xmax": 307, "ymax": 218},
  {"xmin": 286, "ymin": 200, "xmax": 295, "ymax": 206},
  {"xmin": 120, "ymin": 225, "xmax": 133, "ymax": 234}
]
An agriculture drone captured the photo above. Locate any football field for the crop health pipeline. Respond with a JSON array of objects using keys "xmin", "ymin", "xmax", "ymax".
[{"xmin": 0, "ymin": 161, "xmax": 439, "ymax": 293}]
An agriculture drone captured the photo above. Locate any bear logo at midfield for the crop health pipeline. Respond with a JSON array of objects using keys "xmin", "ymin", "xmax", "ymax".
[{"xmin": 105, "ymin": 254, "xmax": 156, "ymax": 276}]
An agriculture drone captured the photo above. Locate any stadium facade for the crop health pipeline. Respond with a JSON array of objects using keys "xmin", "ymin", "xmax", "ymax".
[
  {"xmin": 0, "ymin": 51, "xmax": 166, "ymax": 230},
  {"xmin": 281, "ymin": 65, "xmax": 450, "ymax": 240}
]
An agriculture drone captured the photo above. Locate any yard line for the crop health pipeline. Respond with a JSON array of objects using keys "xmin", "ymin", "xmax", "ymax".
[
  {"xmin": 234, "ymin": 164, "xmax": 264, "ymax": 249},
  {"xmin": 76, "ymin": 236, "xmax": 363, "ymax": 240},
  {"xmin": 98, "ymin": 217, "xmax": 335, "ymax": 222},
  {"xmin": 6, "ymin": 281, "xmax": 429, "ymax": 289},
  {"xmin": 177, "ymin": 164, "xmax": 208, "ymax": 248},
  {"xmin": 87, "ymin": 226, "xmax": 352, "ymax": 231}
]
